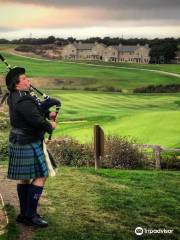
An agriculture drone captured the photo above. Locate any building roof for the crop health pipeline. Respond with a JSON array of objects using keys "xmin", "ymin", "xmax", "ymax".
[
  {"xmin": 113, "ymin": 44, "xmax": 149, "ymax": 53},
  {"xmin": 117, "ymin": 45, "xmax": 138, "ymax": 52},
  {"xmin": 73, "ymin": 42, "xmax": 95, "ymax": 50}
]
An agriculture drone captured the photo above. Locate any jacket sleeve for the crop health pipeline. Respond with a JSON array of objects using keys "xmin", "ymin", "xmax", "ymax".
[{"xmin": 16, "ymin": 98, "xmax": 53, "ymax": 134}]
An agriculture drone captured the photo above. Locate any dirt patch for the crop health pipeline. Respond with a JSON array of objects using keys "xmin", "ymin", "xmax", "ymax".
[
  {"xmin": 0, "ymin": 166, "xmax": 34, "ymax": 240},
  {"xmin": 0, "ymin": 193, "xmax": 8, "ymax": 235}
]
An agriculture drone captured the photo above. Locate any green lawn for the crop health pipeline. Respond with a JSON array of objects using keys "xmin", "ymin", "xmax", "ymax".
[
  {"xmin": 69, "ymin": 60, "xmax": 180, "ymax": 74},
  {"xmin": 43, "ymin": 90, "xmax": 180, "ymax": 148},
  {"xmin": 30, "ymin": 167, "xmax": 180, "ymax": 239},
  {"xmin": 0, "ymin": 52, "xmax": 179, "ymax": 92},
  {"xmin": 1, "ymin": 166, "xmax": 179, "ymax": 240}
]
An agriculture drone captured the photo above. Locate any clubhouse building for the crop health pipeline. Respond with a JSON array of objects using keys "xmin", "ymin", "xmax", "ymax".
[{"xmin": 61, "ymin": 42, "xmax": 150, "ymax": 64}]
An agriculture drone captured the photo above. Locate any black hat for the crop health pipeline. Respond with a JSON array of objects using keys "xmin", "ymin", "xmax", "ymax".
[{"xmin": 6, "ymin": 67, "xmax": 25, "ymax": 90}]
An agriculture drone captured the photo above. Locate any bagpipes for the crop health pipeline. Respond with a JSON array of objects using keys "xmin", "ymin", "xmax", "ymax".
[{"xmin": 0, "ymin": 53, "xmax": 61, "ymax": 141}]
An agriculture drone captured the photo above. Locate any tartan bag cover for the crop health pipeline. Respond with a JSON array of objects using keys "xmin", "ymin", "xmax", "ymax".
[{"xmin": 7, "ymin": 140, "xmax": 49, "ymax": 180}]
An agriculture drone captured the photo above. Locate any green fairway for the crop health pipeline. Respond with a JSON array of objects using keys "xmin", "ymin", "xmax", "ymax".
[
  {"xmin": 69, "ymin": 59, "xmax": 180, "ymax": 74},
  {"xmin": 0, "ymin": 52, "xmax": 179, "ymax": 92},
  {"xmin": 31, "ymin": 167, "xmax": 180, "ymax": 240},
  {"xmin": 0, "ymin": 51, "xmax": 180, "ymax": 147},
  {"xmin": 43, "ymin": 90, "xmax": 180, "ymax": 148}
]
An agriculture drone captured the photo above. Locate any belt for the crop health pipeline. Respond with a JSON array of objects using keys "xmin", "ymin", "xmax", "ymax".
[{"xmin": 11, "ymin": 128, "xmax": 25, "ymax": 135}]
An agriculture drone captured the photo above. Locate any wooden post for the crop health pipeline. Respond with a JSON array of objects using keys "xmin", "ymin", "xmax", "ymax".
[
  {"xmin": 153, "ymin": 145, "xmax": 161, "ymax": 169},
  {"xmin": 94, "ymin": 124, "xmax": 104, "ymax": 170}
]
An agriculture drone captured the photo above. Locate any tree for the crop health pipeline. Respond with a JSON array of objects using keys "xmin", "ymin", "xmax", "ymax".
[
  {"xmin": 47, "ymin": 36, "xmax": 56, "ymax": 44},
  {"xmin": 150, "ymin": 40, "xmax": 177, "ymax": 63}
]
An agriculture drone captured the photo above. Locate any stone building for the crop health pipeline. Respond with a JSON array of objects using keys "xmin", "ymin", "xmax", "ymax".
[
  {"xmin": 103, "ymin": 45, "xmax": 119, "ymax": 62},
  {"xmin": 61, "ymin": 42, "xmax": 150, "ymax": 64},
  {"xmin": 62, "ymin": 42, "xmax": 106, "ymax": 60},
  {"xmin": 103, "ymin": 44, "xmax": 150, "ymax": 63},
  {"xmin": 61, "ymin": 43, "xmax": 77, "ymax": 59}
]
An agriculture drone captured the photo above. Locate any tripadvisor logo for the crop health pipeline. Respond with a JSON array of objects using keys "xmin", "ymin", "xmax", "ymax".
[
  {"xmin": 135, "ymin": 227, "xmax": 143, "ymax": 236},
  {"xmin": 135, "ymin": 227, "xmax": 173, "ymax": 236}
]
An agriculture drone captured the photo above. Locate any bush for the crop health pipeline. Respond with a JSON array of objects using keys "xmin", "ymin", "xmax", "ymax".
[
  {"xmin": 0, "ymin": 107, "xmax": 10, "ymax": 129},
  {"xmin": 48, "ymin": 136, "xmax": 146, "ymax": 169},
  {"xmin": 161, "ymin": 152, "xmax": 180, "ymax": 170},
  {"xmin": 0, "ymin": 139, "xmax": 8, "ymax": 161},
  {"xmin": 102, "ymin": 86, "xmax": 122, "ymax": 93},
  {"xmin": 15, "ymin": 45, "xmax": 35, "ymax": 52},
  {"xmin": 102, "ymin": 135, "xmax": 145, "ymax": 169},
  {"xmin": 47, "ymin": 138, "xmax": 94, "ymax": 167},
  {"xmin": 84, "ymin": 87, "xmax": 98, "ymax": 91},
  {"xmin": 134, "ymin": 84, "xmax": 180, "ymax": 93},
  {"xmin": 83, "ymin": 86, "xmax": 122, "ymax": 92}
]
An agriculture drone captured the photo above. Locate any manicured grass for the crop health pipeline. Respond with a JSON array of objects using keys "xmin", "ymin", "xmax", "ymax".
[
  {"xmin": 31, "ymin": 167, "xmax": 180, "ymax": 240},
  {"xmin": 70, "ymin": 60, "xmax": 180, "ymax": 74},
  {"xmin": 0, "ymin": 52, "xmax": 179, "ymax": 92},
  {"xmin": 0, "ymin": 51, "xmax": 180, "ymax": 147},
  {"xmin": 44, "ymin": 90, "xmax": 180, "ymax": 148}
]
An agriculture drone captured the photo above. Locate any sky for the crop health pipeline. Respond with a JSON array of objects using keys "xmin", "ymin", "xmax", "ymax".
[{"xmin": 0, "ymin": 0, "xmax": 180, "ymax": 40}]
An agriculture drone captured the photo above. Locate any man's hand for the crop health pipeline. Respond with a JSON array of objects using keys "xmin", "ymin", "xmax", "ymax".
[
  {"xmin": 50, "ymin": 121, "xmax": 57, "ymax": 129},
  {"xmin": 49, "ymin": 112, "xmax": 57, "ymax": 121}
]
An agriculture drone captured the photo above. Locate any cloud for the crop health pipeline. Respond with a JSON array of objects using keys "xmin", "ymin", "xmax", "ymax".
[
  {"xmin": 0, "ymin": 27, "xmax": 17, "ymax": 32},
  {"xmin": 1, "ymin": 0, "xmax": 180, "ymax": 9},
  {"xmin": 0, "ymin": 0, "xmax": 179, "ymax": 39},
  {"xmin": 0, "ymin": 0, "xmax": 179, "ymax": 23}
]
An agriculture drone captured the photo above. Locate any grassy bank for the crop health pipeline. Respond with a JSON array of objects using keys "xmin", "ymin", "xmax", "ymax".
[{"xmin": 31, "ymin": 167, "xmax": 180, "ymax": 240}]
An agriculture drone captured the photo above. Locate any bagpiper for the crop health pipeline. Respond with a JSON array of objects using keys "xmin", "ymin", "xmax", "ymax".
[{"xmin": 5, "ymin": 66, "xmax": 57, "ymax": 228}]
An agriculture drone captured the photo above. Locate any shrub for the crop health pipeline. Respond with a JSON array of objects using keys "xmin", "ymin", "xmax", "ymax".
[
  {"xmin": 134, "ymin": 84, "xmax": 180, "ymax": 93},
  {"xmin": 0, "ymin": 139, "xmax": 8, "ymax": 161},
  {"xmin": 0, "ymin": 107, "xmax": 10, "ymax": 129},
  {"xmin": 47, "ymin": 137, "xmax": 94, "ymax": 167},
  {"xmin": 84, "ymin": 87, "xmax": 98, "ymax": 91},
  {"xmin": 48, "ymin": 136, "xmax": 146, "ymax": 169},
  {"xmin": 161, "ymin": 152, "xmax": 180, "ymax": 170},
  {"xmin": 15, "ymin": 45, "xmax": 35, "ymax": 52},
  {"xmin": 102, "ymin": 135, "xmax": 145, "ymax": 169},
  {"xmin": 102, "ymin": 86, "xmax": 122, "ymax": 93}
]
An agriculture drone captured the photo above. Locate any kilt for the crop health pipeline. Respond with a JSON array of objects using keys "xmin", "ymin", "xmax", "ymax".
[{"xmin": 7, "ymin": 140, "xmax": 49, "ymax": 180}]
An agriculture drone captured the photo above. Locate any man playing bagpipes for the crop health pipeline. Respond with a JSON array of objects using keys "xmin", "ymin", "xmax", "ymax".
[{"xmin": 0, "ymin": 55, "xmax": 61, "ymax": 228}]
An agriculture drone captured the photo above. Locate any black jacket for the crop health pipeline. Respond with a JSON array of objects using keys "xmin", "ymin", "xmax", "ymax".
[{"xmin": 7, "ymin": 90, "xmax": 52, "ymax": 144}]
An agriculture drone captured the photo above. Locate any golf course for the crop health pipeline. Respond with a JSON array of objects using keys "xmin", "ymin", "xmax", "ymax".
[
  {"xmin": 0, "ymin": 47, "xmax": 180, "ymax": 240},
  {"xmin": 1, "ymin": 49, "xmax": 180, "ymax": 148}
]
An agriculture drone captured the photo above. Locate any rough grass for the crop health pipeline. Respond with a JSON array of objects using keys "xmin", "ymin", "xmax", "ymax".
[
  {"xmin": 0, "ymin": 204, "xmax": 20, "ymax": 240},
  {"xmin": 43, "ymin": 90, "xmax": 180, "ymax": 148},
  {"xmin": 31, "ymin": 167, "xmax": 180, "ymax": 240},
  {"xmin": 0, "ymin": 52, "xmax": 179, "ymax": 92}
]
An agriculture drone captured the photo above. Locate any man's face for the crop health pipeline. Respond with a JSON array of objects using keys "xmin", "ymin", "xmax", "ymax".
[{"xmin": 15, "ymin": 74, "xmax": 30, "ymax": 90}]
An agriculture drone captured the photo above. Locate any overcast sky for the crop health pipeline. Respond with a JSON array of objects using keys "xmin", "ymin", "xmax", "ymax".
[{"xmin": 0, "ymin": 0, "xmax": 179, "ymax": 39}]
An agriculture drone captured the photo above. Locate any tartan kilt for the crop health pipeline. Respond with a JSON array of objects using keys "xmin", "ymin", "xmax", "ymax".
[{"xmin": 7, "ymin": 140, "xmax": 49, "ymax": 180}]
